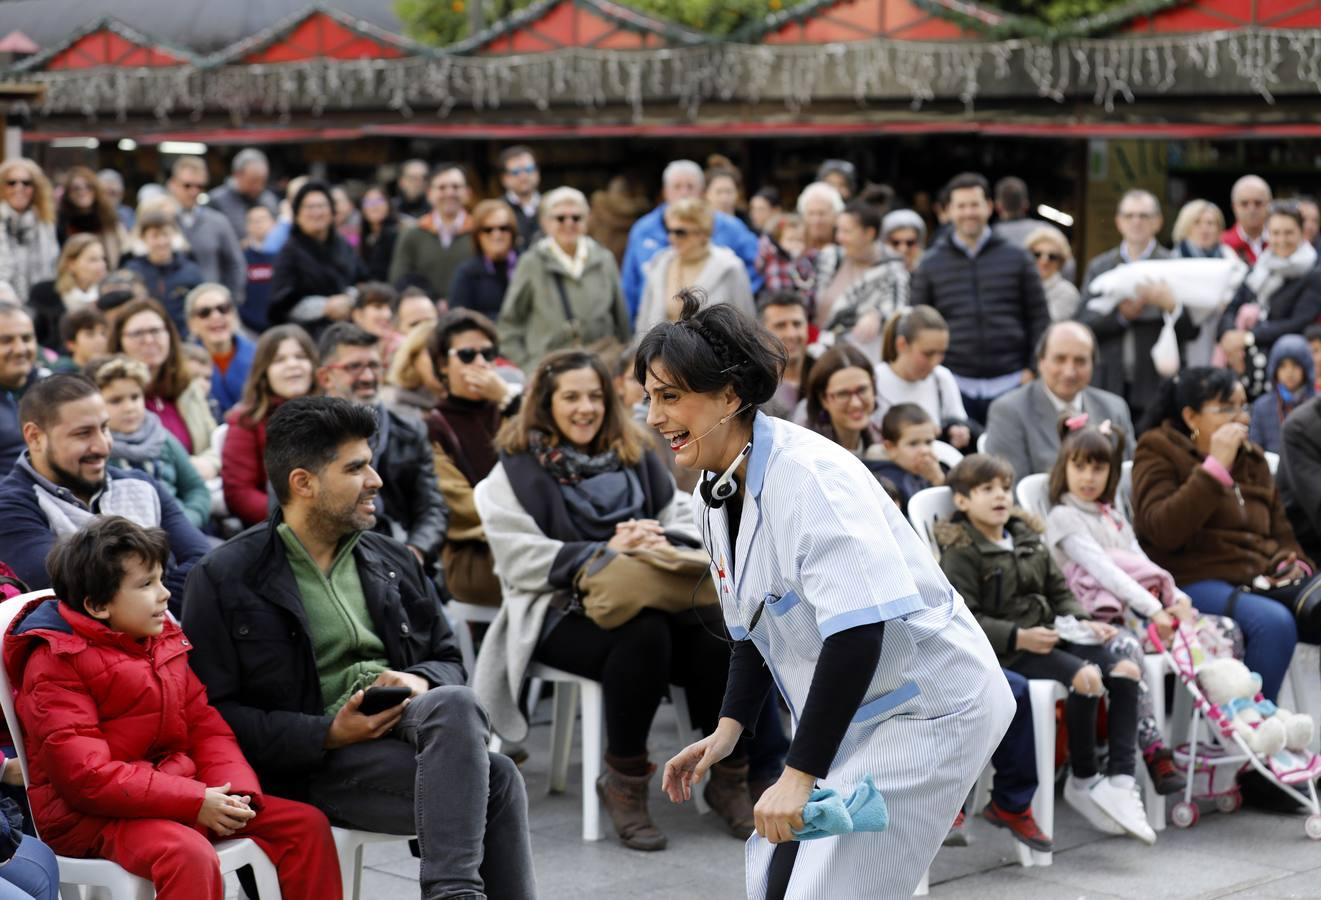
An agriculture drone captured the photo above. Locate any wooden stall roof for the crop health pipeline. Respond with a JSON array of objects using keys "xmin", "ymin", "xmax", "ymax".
[
  {"xmin": 12, "ymin": 18, "xmax": 197, "ymax": 71},
  {"xmin": 448, "ymin": 0, "xmax": 709, "ymax": 54},
  {"xmin": 211, "ymin": 5, "xmax": 423, "ymax": 65}
]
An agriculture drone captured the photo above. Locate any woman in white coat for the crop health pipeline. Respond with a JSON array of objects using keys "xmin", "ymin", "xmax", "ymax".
[{"xmin": 647, "ymin": 291, "xmax": 1014, "ymax": 899}]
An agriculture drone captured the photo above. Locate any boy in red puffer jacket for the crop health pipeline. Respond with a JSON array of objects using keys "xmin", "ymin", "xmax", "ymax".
[{"xmin": 3, "ymin": 517, "xmax": 342, "ymax": 900}]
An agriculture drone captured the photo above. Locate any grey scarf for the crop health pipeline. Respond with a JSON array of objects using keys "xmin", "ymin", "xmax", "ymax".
[{"xmin": 111, "ymin": 411, "xmax": 169, "ymax": 465}]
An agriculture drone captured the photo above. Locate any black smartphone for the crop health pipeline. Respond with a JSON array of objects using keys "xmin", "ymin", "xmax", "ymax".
[{"xmin": 359, "ymin": 685, "xmax": 411, "ymax": 715}]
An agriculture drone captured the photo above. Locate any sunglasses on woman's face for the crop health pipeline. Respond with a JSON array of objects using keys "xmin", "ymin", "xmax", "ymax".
[
  {"xmin": 887, "ymin": 238, "xmax": 918, "ymax": 249},
  {"xmin": 1032, "ymin": 251, "xmax": 1065, "ymax": 264},
  {"xmin": 449, "ymin": 346, "xmax": 498, "ymax": 364},
  {"xmin": 667, "ymin": 227, "xmax": 693, "ymax": 239},
  {"xmin": 193, "ymin": 302, "xmax": 233, "ymax": 319},
  {"xmin": 4, "ymin": 179, "xmax": 33, "ymax": 189},
  {"xmin": 480, "ymin": 224, "xmax": 515, "ymax": 235},
  {"xmin": 553, "ymin": 214, "xmax": 583, "ymax": 225}
]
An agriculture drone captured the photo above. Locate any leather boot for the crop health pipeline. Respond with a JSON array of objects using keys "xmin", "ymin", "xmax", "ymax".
[
  {"xmin": 596, "ymin": 762, "xmax": 667, "ymax": 851},
  {"xmin": 705, "ymin": 760, "xmax": 756, "ymax": 839}
]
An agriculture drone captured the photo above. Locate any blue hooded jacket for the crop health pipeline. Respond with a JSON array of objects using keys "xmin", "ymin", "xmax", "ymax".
[{"xmin": 1249, "ymin": 333, "xmax": 1316, "ymax": 454}]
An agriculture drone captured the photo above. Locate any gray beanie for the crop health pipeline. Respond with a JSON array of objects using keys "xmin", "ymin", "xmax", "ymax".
[{"xmin": 881, "ymin": 209, "xmax": 927, "ymax": 242}]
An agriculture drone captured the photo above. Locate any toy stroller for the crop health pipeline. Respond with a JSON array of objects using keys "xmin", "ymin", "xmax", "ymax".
[{"xmin": 1147, "ymin": 621, "xmax": 1321, "ymax": 839}]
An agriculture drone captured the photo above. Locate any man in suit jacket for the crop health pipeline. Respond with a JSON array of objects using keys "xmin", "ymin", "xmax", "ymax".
[
  {"xmin": 1079, "ymin": 189, "xmax": 1196, "ymax": 424},
  {"xmin": 498, "ymin": 145, "xmax": 541, "ymax": 250},
  {"xmin": 985, "ymin": 321, "xmax": 1135, "ymax": 484}
]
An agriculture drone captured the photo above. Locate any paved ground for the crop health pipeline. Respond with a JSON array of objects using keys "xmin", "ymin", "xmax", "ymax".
[{"xmin": 327, "ymin": 699, "xmax": 1321, "ymax": 900}]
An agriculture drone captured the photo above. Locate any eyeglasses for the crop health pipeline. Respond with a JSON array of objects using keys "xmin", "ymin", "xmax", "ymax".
[
  {"xmin": 888, "ymin": 238, "xmax": 918, "ymax": 249},
  {"xmin": 449, "ymin": 346, "xmax": 497, "ymax": 364},
  {"xmin": 1033, "ymin": 250, "xmax": 1065, "ymax": 263},
  {"xmin": 67, "ymin": 182, "xmax": 93, "ymax": 194},
  {"xmin": 553, "ymin": 214, "xmax": 583, "ymax": 225},
  {"xmin": 1118, "ymin": 211, "xmax": 1155, "ymax": 221},
  {"xmin": 326, "ymin": 360, "xmax": 383, "ymax": 377},
  {"xmin": 480, "ymin": 224, "xmax": 515, "ymax": 235},
  {"xmin": 192, "ymin": 302, "xmax": 233, "ymax": 319},
  {"xmin": 122, "ymin": 326, "xmax": 168, "ymax": 342},
  {"xmin": 666, "ymin": 227, "xmax": 694, "ymax": 239},
  {"xmin": 1204, "ymin": 403, "xmax": 1249, "ymax": 416},
  {"xmin": 177, "ymin": 181, "xmax": 205, "ymax": 192},
  {"xmin": 4, "ymin": 179, "xmax": 33, "ymax": 189},
  {"xmin": 505, "ymin": 164, "xmax": 537, "ymax": 176},
  {"xmin": 825, "ymin": 385, "xmax": 874, "ymax": 404}
]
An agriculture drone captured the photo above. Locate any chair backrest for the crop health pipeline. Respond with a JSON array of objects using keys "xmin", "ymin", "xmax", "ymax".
[
  {"xmin": 907, "ymin": 486, "xmax": 954, "ymax": 560},
  {"xmin": 1117, "ymin": 459, "xmax": 1134, "ymax": 522},
  {"xmin": 976, "ymin": 433, "xmax": 989, "ymax": 454},
  {"xmin": 1016, "ymin": 472, "xmax": 1051, "ymax": 522},
  {"xmin": 1265, "ymin": 450, "xmax": 1280, "ymax": 475},
  {"xmin": 931, "ymin": 440, "xmax": 963, "ymax": 471},
  {"xmin": 0, "ymin": 590, "xmax": 54, "ymax": 791},
  {"xmin": 212, "ymin": 423, "xmax": 229, "ymax": 459}
]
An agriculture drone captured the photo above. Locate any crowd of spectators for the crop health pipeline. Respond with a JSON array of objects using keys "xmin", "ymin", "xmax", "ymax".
[{"xmin": 0, "ymin": 143, "xmax": 1320, "ymax": 895}]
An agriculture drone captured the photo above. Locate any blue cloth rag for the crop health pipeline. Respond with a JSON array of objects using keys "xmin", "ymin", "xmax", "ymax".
[{"xmin": 791, "ymin": 775, "xmax": 889, "ymax": 841}]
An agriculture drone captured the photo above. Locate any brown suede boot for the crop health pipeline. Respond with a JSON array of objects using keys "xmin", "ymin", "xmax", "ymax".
[
  {"xmin": 705, "ymin": 761, "xmax": 756, "ymax": 838},
  {"xmin": 596, "ymin": 762, "xmax": 668, "ymax": 851}
]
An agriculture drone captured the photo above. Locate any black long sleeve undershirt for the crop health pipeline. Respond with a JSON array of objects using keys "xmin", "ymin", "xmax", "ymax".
[{"xmin": 719, "ymin": 621, "xmax": 886, "ymax": 780}]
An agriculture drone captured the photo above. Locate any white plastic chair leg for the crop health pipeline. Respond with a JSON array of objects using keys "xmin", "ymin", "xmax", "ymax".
[
  {"xmin": 1142, "ymin": 654, "xmax": 1168, "ymax": 831},
  {"xmin": 914, "ymin": 869, "xmax": 930, "ymax": 896},
  {"xmin": 1026, "ymin": 679, "xmax": 1064, "ymax": 867},
  {"xmin": 579, "ymin": 680, "xmax": 605, "ymax": 841},
  {"xmin": 1282, "ymin": 644, "xmax": 1321, "ymax": 753},
  {"xmin": 669, "ymin": 687, "xmax": 710, "ymax": 815},
  {"xmin": 548, "ymin": 681, "xmax": 579, "ymax": 794}
]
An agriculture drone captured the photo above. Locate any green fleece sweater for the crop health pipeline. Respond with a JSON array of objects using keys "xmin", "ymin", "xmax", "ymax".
[{"xmin": 278, "ymin": 524, "xmax": 389, "ymax": 714}]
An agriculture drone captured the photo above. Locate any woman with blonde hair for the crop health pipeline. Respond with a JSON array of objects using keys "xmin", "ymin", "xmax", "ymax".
[
  {"xmin": 635, "ymin": 197, "xmax": 755, "ymax": 332},
  {"xmin": 1025, "ymin": 224, "xmax": 1080, "ymax": 321},
  {"xmin": 27, "ymin": 234, "xmax": 107, "ymax": 349},
  {"xmin": 384, "ymin": 319, "xmax": 445, "ymax": 421},
  {"xmin": 474, "ymin": 348, "xmax": 753, "ymax": 851},
  {"xmin": 1171, "ymin": 200, "xmax": 1240, "ymax": 367},
  {"xmin": 0, "ymin": 157, "xmax": 58, "ymax": 301}
]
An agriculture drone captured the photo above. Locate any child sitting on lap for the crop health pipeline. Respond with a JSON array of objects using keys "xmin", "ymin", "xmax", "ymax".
[
  {"xmin": 3, "ymin": 517, "xmax": 342, "ymax": 900},
  {"xmin": 936, "ymin": 454, "xmax": 1156, "ymax": 846}
]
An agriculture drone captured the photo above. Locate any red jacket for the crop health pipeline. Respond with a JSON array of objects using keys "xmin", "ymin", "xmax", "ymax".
[
  {"xmin": 3, "ymin": 598, "xmax": 262, "ymax": 856},
  {"xmin": 222, "ymin": 407, "xmax": 271, "ymax": 527},
  {"xmin": 1222, "ymin": 225, "xmax": 1261, "ymax": 266}
]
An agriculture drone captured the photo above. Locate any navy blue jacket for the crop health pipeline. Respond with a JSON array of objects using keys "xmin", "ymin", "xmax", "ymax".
[
  {"xmin": 123, "ymin": 253, "xmax": 205, "ymax": 335},
  {"xmin": 205, "ymin": 332, "xmax": 256, "ymax": 417},
  {"xmin": 0, "ymin": 368, "xmax": 45, "ymax": 478},
  {"xmin": 0, "ymin": 458, "xmax": 209, "ymax": 605}
]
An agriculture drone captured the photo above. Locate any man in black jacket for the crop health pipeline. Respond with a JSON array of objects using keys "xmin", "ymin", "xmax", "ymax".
[
  {"xmin": 1279, "ymin": 396, "xmax": 1321, "ymax": 562},
  {"xmin": 183, "ymin": 397, "xmax": 533, "ymax": 900},
  {"xmin": 316, "ymin": 323, "xmax": 448, "ymax": 566},
  {"xmin": 911, "ymin": 172, "xmax": 1050, "ymax": 424}
]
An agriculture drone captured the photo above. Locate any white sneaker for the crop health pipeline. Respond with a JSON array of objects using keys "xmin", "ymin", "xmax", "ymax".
[
  {"xmin": 1089, "ymin": 776, "xmax": 1157, "ymax": 845},
  {"xmin": 1064, "ymin": 775, "xmax": 1124, "ymax": 836}
]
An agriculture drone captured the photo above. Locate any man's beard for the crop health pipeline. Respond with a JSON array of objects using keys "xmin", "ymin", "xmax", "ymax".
[
  {"xmin": 310, "ymin": 490, "xmax": 378, "ymax": 539},
  {"xmin": 48, "ymin": 454, "xmax": 106, "ymax": 500}
]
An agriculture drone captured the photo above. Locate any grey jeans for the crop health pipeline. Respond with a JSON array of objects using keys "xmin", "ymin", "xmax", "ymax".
[{"xmin": 307, "ymin": 685, "xmax": 535, "ymax": 900}]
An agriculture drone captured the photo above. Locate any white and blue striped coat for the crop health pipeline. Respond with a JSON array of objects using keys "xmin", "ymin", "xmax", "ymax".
[{"xmin": 698, "ymin": 413, "xmax": 1014, "ymax": 899}]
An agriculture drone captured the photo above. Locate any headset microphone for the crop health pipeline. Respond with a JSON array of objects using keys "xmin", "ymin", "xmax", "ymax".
[
  {"xmin": 674, "ymin": 403, "xmax": 752, "ymax": 451},
  {"xmin": 700, "ymin": 440, "xmax": 752, "ymax": 510}
]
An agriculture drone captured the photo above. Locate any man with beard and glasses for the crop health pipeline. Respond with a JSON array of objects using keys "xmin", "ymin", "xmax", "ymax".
[
  {"xmin": 183, "ymin": 397, "xmax": 535, "ymax": 900},
  {"xmin": 0, "ymin": 373, "xmax": 209, "ymax": 598},
  {"xmin": 315, "ymin": 323, "xmax": 448, "ymax": 568},
  {"xmin": 0, "ymin": 302, "xmax": 48, "ymax": 476}
]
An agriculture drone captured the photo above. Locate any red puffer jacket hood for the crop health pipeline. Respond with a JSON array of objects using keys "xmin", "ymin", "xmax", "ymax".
[{"xmin": 3, "ymin": 597, "xmax": 262, "ymax": 856}]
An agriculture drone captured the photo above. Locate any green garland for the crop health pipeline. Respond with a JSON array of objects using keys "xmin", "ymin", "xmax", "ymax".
[{"xmin": 907, "ymin": 0, "xmax": 1194, "ymax": 39}]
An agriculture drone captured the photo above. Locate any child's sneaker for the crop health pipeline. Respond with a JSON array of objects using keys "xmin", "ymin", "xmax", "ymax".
[
  {"xmin": 942, "ymin": 809, "xmax": 969, "ymax": 847},
  {"xmin": 1089, "ymin": 775, "xmax": 1157, "ymax": 845},
  {"xmin": 1063, "ymin": 774, "xmax": 1124, "ymax": 836},
  {"xmin": 1145, "ymin": 747, "xmax": 1187, "ymax": 795},
  {"xmin": 981, "ymin": 801, "xmax": 1054, "ymax": 852}
]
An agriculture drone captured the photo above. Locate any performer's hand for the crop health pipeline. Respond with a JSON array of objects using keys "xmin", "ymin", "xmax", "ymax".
[
  {"xmin": 663, "ymin": 718, "xmax": 741, "ymax": 803},
  {"xmin": 755, "ymin": 767, "xmax": 814, "ymax": 844}
]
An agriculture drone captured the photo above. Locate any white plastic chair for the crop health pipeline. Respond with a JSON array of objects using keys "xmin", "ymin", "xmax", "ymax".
[
  {"xmin": 931, "ymin": 440, "xmax": 964, "ymax": 471},
  {"xmin": 1015, "ymin": 472, "xmax": 1051, "ymax": 522},
  {"xmin": 1117, "ymin": 459, "xmax": 1135, "ymax": 522},
  {"xmin": 905, "ymin": 489, "xmax": 1066, "ymax": 867},
  {"xmin": 0, "ymin": 592, "xmax": 283, "ymax": 900},
  {"xmin": 977, "ymin": 433, "xmax": 989, "ymax": 454},
  {"xmin": 331, "ymin": 827, "xmax": 415, "ymax": 900},
  {"xmin": 1265, "ymin": 450, "xmax": 1280, "ymax": 475},
  {"xmin": 1280, "ymin": 643, "xmax": 1321, "ymax": 754},
  {"xmin": 445, "ymin": 601, "xmax": 499, "ymax": 676},
  {"xmin": 529, "ymin": 662, "xmax": 709, "ymax": 841},
  {"xmin": 906, "ymin": 486, "xmax": 953, "ymax": 560}
]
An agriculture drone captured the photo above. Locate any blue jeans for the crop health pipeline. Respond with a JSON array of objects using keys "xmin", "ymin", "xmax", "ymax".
[
  {"xmin": 990, "ymin": 669, "xmax": 1038, "ymax": 813},
  {"xmin": 1183, "ymin": 580, "xmax": 1297, "ymax": 701},
  {"xmin": 0, "ymin": 835, "xmax": 59, "ymax": 900}
]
